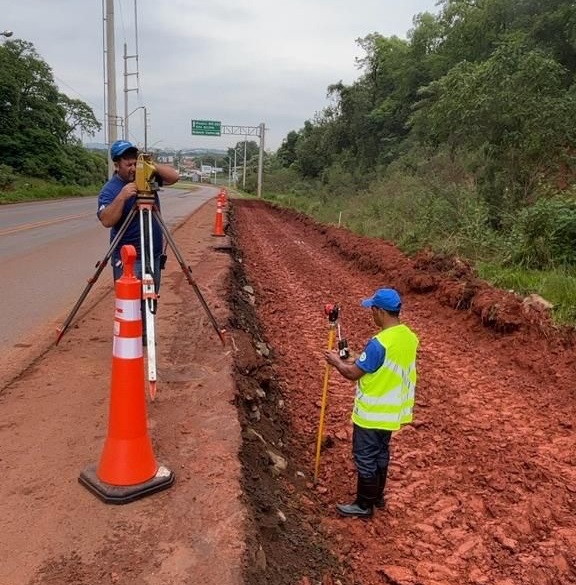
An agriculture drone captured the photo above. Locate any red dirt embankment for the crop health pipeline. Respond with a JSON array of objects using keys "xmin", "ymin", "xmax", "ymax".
[
  {"xmin": 232, "ymin": 199, "xmax": 576, "ymax": 585},
  {"xmin": 2, "ymin": 195, "xmax": 574, "ymax": 585}
]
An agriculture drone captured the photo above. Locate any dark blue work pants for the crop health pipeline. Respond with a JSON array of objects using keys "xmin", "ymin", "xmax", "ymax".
[{"xmin": 352, "ymin": 423, "xmax": 392, "ymax": 478}]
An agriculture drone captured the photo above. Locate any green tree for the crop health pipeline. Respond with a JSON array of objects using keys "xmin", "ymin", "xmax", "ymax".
[
  {"xmin": 59, "ymin": 95, "xmax": 101, "ymax": 143},
  {"xmin": 411, "ymin": 35, "xmax": 576, "ymax": 216},
  {"xmin": 0, "ymin": 39, "xmax": 103, "ymax": 184}
]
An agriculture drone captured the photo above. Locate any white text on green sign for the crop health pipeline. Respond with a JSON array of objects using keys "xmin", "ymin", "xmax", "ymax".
[{"xmin": 191, "ymin": 120, "xmax": 222, "ymax": 136}]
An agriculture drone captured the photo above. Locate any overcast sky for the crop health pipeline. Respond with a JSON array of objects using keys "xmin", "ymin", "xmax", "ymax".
[{"xmin": 6, "ymin": 0, "xmax": 440, "ymax": 152}]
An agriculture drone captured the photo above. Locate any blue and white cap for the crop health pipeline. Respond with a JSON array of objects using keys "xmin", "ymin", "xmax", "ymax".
[
  {"xmin": 110, "ymin": 140, "xmax": 138, "ymax": 160},
  {"xmin": 360, "ymin": 288, "xmax": 402, "ymax": 312}
]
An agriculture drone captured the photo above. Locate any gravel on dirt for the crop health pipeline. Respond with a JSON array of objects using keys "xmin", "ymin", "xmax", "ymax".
[
  {"xmin": 231, "ymin": 199, "xmax": 576, "ymax": 585},
  {"xmin": 2, "ymin": 196, "xmax": 575, "ymax": 585}
]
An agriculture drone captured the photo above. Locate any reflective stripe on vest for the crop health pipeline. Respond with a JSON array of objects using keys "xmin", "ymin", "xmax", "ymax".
[{"xmin": 352, "ymin": 324, "xmax": 419, "ymax": 431}]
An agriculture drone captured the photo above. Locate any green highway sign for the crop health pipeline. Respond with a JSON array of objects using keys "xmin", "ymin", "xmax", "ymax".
[{"xmin": 191, "ymin": 119, "xmax": 221, "ymax": 136}]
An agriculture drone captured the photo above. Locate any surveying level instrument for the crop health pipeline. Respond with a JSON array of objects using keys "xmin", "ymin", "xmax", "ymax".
[
  {"xmin": 56, "ymin": 152, "xmax": 226, "ymax": 398},
  {"xmin": 324, "ymin": 303, "xmax": 339, "ymax": 324},
  {"xmin": 324, "ymin": 304, "xmax": 349, "ymax": 360}
]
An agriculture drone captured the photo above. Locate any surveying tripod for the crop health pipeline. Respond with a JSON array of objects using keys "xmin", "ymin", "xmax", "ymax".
[{"xmin": 56, "ymin": 153, "xmax": 226, "ymax": 399}]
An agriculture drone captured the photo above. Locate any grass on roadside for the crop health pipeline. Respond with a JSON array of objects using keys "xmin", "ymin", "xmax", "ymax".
[
  {"xmin": 170, "ymin": 181, "xmax": 201, "ymax": 191},
  {"xmin": 0, "ymin": 176, "xmax": 98, "ymax": 204},
  {"xmin": 476, "ymin": 263, "xmax": 576, "ymax": 325},
  {"xmin": 263, "ymin": 188, "xmax": 576, "ymax": 326},
  {"xmin": 1, "ymin": 177, "xmax": 203, "ymax": 203}
]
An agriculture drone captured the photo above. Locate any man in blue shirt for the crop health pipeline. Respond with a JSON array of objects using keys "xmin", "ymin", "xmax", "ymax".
[
  {"xmin": 97, "ymin": 140, "xmax": 179, "ymax": 339},
  {"xmin": 324, "ymin": 288, "xmax": 419, "ymax": 518}
]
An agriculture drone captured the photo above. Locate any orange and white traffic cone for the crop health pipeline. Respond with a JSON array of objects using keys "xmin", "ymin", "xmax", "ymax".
[
  {"xmin": 213, "ymin": 197, "xmax": 226, "ymax": 237},
  {"xmin": 219, "ymin": 188, "xmax": 227, "ymax": 207},
  {"xmin": 79, "ymin": 244, "xmax": 174, "ymax": 504}
]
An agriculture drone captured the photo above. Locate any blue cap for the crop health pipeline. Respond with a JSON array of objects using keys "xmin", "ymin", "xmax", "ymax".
[
  {"xmin": 361, "ymin": 288, "xmax": 402, "ymax": 312},
  {"xmin": 110, "ymin": 140, "xmax": 138, "ymax": 160}
]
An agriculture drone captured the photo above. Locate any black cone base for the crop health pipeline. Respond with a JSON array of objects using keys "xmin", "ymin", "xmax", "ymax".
[{"xmin": 79, "ymin": 464, "xmax": 175, "ymax": 505}]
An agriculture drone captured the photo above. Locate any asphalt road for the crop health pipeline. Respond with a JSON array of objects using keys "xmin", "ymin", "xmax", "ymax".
[{"xmin": 0, "ymin": 185, "xmax": 217, "ymax": 358}]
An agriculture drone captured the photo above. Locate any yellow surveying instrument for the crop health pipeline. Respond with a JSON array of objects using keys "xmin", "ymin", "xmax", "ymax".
[
  {"xmin": 135, "ymin": 152, "xmax": 158, "ymax": 194},
  {"xmin": 56, "ymin": 152, "xmax": 226, "ymax": 399}
]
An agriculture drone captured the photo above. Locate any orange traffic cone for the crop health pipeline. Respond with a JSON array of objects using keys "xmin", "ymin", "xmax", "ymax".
[
  {"xmin": 219, "ymin": 188, "xmax": 227, "ymax": 207},
  {"xmin": 79, "ymin": 245, "xmax": 174, "ymax": 504},
  {"xmin": 213, "ymin": 197, "xmax": 226, "ymax": 237}
]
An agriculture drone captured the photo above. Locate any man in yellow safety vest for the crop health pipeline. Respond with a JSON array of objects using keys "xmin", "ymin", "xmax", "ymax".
[{"xmin": 323, "ymin": 287, "xmax": 419, "ymax": 518}]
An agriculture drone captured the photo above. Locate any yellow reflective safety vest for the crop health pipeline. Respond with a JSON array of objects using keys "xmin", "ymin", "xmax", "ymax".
[{"xmin": 352, "ymin": 324, "xmax": 419, "ymax": 431}]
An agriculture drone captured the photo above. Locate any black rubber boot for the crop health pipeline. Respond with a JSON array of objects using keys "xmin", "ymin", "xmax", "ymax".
[
  {"xmin": 375, "ymin": 468, "xmax": 388, "ymax": 509},
  {"xmin": 336, "ymin": 475, "xmax": 378, "ymax": 518}
]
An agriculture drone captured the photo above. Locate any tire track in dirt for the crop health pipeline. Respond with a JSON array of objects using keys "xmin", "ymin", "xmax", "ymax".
[{"xmin": 232, "ymin": 199, "xmax": 576, "ymax": 585}]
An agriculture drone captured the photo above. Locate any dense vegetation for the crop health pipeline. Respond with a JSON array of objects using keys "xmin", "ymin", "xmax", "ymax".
[
  {"xmin": 259, "ymin": 0, "xmax": 576, "ymax": 322},
  {"xmin": 0, "ymin": 39, "xmax": 106, "ymax": 199},
  {"xmin": 4, "ymin": 5, "xmax": 576, "ymax": 319}
]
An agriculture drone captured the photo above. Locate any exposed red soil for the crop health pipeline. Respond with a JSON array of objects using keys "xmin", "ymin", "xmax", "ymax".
[
  {"xmin": 2, "ymin": 195, "xmax": 576, "ymax": 585},
  {"xmin": 231, "ymin": 199, "xmax": 576, "ymax": 585},
  {"xmin": 0, "ymin": 201, "xmax": 246, "ymax": 585}
]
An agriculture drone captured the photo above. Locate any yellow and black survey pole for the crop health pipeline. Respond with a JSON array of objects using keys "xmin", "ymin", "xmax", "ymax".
[{"xmin": 313, "ymin": 304, "xmax": 340, "ymax": 484}]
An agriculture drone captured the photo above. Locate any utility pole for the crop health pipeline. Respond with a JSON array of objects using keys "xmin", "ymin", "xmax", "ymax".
[
  {"xmin": 257, "ymin": 122, "xmax": 265, "ymax": 198},
  {"xmin": 105, "ymin": 0, "xmax": 117, "ymax": 178},
  {"xmin": 243, "ymin": 138, "xmax": 247, "ymax": 190},
  {"xmin": 123, "ymin": 42, "xmax": 139, "ymax": 140}
]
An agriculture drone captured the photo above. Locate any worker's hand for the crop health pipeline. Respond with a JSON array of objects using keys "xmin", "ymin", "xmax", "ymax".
[
  {"xmin": 120, "ymin": 182, "xmax": 138, "ymax": 201},
  {"xmin": 323, "ymin": 350, "xmax": 341, "ymax": 366}
]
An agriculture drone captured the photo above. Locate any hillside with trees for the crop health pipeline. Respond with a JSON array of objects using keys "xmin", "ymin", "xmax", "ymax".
[
  {"xmin": 0, "ymin": 39, "xmax": 106, "ymax": 194},
  {"xmin": 266, "ymin": 0, "xmax": 576, "ymax": 316}
]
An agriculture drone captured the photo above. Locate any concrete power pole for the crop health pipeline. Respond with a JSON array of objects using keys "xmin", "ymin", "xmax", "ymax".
[
  {"xmin": 105, "ymin": 0, "xmax": 117, "ymax": 178},
  {"xmin": 257, "ymin": 122, "xmax": 265, "ymax": 198}
]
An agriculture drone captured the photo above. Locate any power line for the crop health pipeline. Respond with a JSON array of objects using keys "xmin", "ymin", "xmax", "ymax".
[{"xmin": 53, "ymin": 74, "xmax": 105, "ymax": 118}]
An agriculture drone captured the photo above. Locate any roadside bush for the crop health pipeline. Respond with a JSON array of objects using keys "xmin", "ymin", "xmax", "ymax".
[
  {"xmin": 337, "ymin": 171, "xmax": 504, "ymax": 260},
  {"xmin": 508, "ymin": 197, "xmax": 576, "ymax": 268},
  {"xmin": 321, "ymin": 162, "xmax": 361, "ymax": 198},
  {"xmin": 0, "ymin": 164, "xmax": 16, "ymax": 190},
  {"xmin": 261, "ymin": 167, "xmax": 301, "ymax": 194}
]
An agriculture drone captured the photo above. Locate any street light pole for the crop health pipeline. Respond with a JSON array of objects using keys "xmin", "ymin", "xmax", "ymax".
[
  {"xmin": 1, "ymin": 30, "xmax": 13, "ymax": 38},
  {"xmin": 144, "ymin": 106, "xmax": 148, "ymax": 150},
  {"xmin": 126, "ymin": 106, "xmax": 147, "ymax": 149}
]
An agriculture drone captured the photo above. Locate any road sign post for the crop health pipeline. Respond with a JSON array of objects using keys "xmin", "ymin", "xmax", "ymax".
[
  {"xmin": 190, "ymin": 120, "xmax": 266, "ymax": 197},
  {"xmin": 191, "ymin": 120, "xmax": 221, "ymax": 136}
]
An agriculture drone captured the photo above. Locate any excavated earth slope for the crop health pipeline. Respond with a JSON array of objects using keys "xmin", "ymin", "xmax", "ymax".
[
  {"xmin": 1, "ymin": 196, "xmax": 575, "ymax": 585},
  {"xmin": 231, "ymin": 199, "xmax": 576, "ymax": 585}
]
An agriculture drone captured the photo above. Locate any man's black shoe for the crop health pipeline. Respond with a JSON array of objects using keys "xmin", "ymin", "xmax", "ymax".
[{"xmin": 336, "ymin": 502, "xmax": 373, "ymax": 518}]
